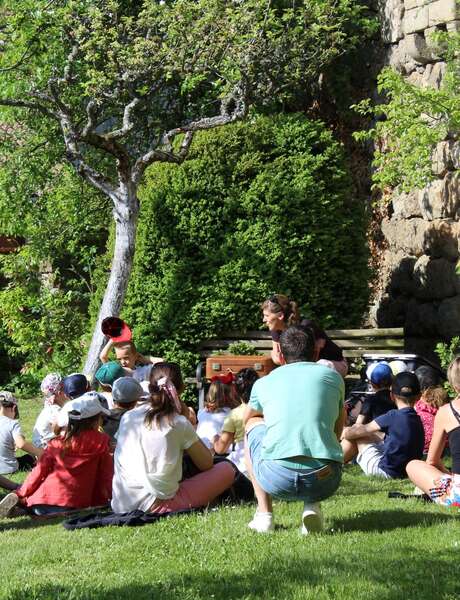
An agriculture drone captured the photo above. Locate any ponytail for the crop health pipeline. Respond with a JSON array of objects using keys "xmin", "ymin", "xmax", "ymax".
[
  {"xmin": 145, "ymin": 375, "xmax": 182, "ymax": 429},
  {"xmin": 262, "ymin": 294, "xmax": 300, "ymax": 325}
]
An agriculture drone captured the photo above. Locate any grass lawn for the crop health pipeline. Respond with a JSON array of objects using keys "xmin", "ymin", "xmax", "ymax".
[{"xmin": 1, "ymin": 398, "xmax": 459, "ymax": 600}]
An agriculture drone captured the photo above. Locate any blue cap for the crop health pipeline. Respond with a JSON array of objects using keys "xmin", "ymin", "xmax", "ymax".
[{"xmin": 367, "ymin": 362, "xmax": 393, "ymax": 386}]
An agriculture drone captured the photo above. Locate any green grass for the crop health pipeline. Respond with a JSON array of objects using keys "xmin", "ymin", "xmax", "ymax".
[{"xmin": 1, "ymin": 399, "xmax": 459, "ymax": 600}]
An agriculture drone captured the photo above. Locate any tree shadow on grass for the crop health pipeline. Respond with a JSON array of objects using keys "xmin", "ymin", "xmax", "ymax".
[
  {"xmin": 3, "ymin": 547, "xmax": 460, "ymax": 600},
  {"xmin": 331, "ymin": 508, "xmax": 456, "ymax": 533}
]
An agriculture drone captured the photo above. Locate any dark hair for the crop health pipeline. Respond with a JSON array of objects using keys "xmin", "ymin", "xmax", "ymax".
[
  {"xmin": 54, "ymin": 413, "xmax": 101, "ymax": 452},
  {"xmin": 234, "ymin": 368, "xmax": 258, "ymax": 404},
  {"xmin": 262, "ymin": 294, "xmax": 300, "ymax": 326},
  {"xmin": 415, "ymin": 366, "xmax": 442, "ymax": 391},
  {"xmin": 205, "ymin": 381, "xmax": 238, "ymax": 412},
  {"xmin": 279, "ymin": 326, "xmax": 315, "ymax": 363},
  {"xmin": 145, "ymin": 363, "xmax": 184, "ymax": 428}
]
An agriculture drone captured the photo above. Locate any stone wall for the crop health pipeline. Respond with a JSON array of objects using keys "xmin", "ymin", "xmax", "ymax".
[{"xmin": 369, "ymin": 0, "xmax": 460, "ymax": 357}]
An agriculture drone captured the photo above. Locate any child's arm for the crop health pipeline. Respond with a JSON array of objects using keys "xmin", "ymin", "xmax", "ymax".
[
  {"xmin": 214, "ymin": 431, "xmax": 235, "ymax": 455},
  {"xmin": 342, "ymin": 420, "xmax": 381, "ymax": 441},
  {"xmin": 135, "ymin": 352, "xmax": 163, "ymax": 366},
  {"xmin": 99, "ymin": 339, "xmax": 114, "ymax": 363},
  {"xmin": 426, "ymin": 410, "xmax": 449, "ymax": 473},
  {"xmin": 14, "ymin": 434, "xmax": 44, "ymax": 459},
  {"xmin": 334, "ymin": 406, "xmax": 347, "ymax": 441},
  {"xmin": 16, "ymin": 450, "xmax": 54, "ymax": 499}
]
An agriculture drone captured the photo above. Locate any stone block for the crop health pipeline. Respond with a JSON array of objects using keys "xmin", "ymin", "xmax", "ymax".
[
  {"xmin": 420, "ymin": 61, "xmax": 446, "ymax": 89},
  {"xmin": 422, "ymin": 219, "xmax": 460, "ymax": 260},
  {"xmin": 451, "ymin": 142, "xmax": 460, "ymax": 168},
  {"xmin": 431, "ymin": 140, "xmax": 454, "ymax": 176},
  {"xmin": 438, "ymin": 295, "xmax": 460, "ymax": 337},
  {"xmin": 413, "ymin": 255, "xmax": 458, "ymax": 300},
  {"xmin": 389, "ymin": 254, "xmax": 418, "ymax": 294},
  {"xmin": 382, "ymin": 217, "xmax": 428, "ymax": 256},
  {"xmin": 405, "ymin": 33, "xmax": 433, "ymax": 62},
  {"xmin": 404, "ymin": 5, "xmax": 429, "ymax": 33},
  {"xmin": 391, "ymin": 190, "xmax": 423, "ymax": 219},
  {"xmin": 428, "ymin": 0, "xmax": 459, "ymax": 26},
  {"xmin": 379, "ymin": 0, "xmax": 405, "ymax": 42},
  {"xmin": 418, "ymin": 172, "xmax": 460, "ymax": 219},
  {"xmin": 446, "ymin": 19, "xmax": 460, "ymax": 31}
]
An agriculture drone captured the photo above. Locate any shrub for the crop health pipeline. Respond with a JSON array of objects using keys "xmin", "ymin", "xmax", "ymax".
[{"xmin": 123, "ymin": 114, "xmax": 369, "ymax": 377}]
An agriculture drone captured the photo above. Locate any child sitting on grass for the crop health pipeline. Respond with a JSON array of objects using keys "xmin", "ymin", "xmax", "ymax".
[
  {"xmin": 32, "ymin": 373, "xmax": 68, "ymax": 449},
  {"xmin": 414, "ymin": 365, "xmax": 448, "ymax": 454},
  {"xmin": 341, "ymin": 362, "xmax": 394, "ymax": 463},
  {"xmin": 197, "ymin": 375, "xmax": 238, "ymax": 449},
  {"xmin": 95, "ymin": 361, "xmax": 127, "ymax": 409},
  {"xmin": 213, "ymin": 368, "xmax": 258, "ymax": 476},
  {"xmin": 0, "ymin": 392, "xmax": 43, "ymax": 475},
  {"xmin": 103, "ymin": 377, "xmax": 144, "ymax": 445},
  {"xmin": 0, "ymin": 392, "xmax": 113, "ymax": 518},
  {"xmin": 111, "ymin": 363, "xmax": 235, "ymax": 514},
  {"xmin": 342, "ymin": 372, "xmax": 424, "ymax": 479},
  {"xmin": 407, "ymin": 358, "xmax": 460, "ymax": 507}
]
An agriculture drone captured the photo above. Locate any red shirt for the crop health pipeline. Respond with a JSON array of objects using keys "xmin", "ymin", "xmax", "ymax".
[{"xmin": 16, "ymin": 429, "xmax": 113, "ymax": 508}]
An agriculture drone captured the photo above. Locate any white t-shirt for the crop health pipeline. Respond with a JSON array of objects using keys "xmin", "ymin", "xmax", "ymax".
[
  {"xmin": 32, "ymin": 404, "xmax": 61, "ymax": 448},
  {"xmin": 196, "ymin": 408, "xmax": 230, "ymax": 449},
  {"xmin": 111, "ymin": 404, "xmax": 198, "ymax": 513},
  {"xmin": 0, "ymin": 416, "xmax": 22, "ymax": 474}
]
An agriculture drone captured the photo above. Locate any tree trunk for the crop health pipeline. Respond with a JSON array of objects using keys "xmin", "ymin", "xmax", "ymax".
[{"xmin": 83, "ymin": 182, "xmax": 139, "ymax": 380}]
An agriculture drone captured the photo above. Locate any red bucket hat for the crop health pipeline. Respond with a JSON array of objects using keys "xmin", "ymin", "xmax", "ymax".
[{"xmin": 101, "ymin": 316, "xmax": 132, "ymax": 343}]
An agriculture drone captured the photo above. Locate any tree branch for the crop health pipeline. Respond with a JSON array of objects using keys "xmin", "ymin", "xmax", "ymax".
[
  {"xmin": 0, "ymin": 97, "xmax": 57, "ymax": 120},
  {"xmin": 102, "ymin": 97, "xmax": 141, "ymax": 140}
]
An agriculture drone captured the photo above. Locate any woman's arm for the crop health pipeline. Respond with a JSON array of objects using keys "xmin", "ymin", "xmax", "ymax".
[
  {"xmin": 426, "ymin": 409, "xmax": 449, "ymax": 472},
  {"xmin": 214, "ymin": 431, "xmax": 235, "ymax": 455},
  {"xmin": 185, "ymin": 439, "xmax": 213, "ymax": 472}
]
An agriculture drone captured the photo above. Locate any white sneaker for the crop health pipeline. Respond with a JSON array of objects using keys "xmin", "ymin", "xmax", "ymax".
[
  {"xmin": 0, "ymin": 492, "xmax": 18, "ymax": 518},
  {"xmin": 301, "ymin": 502, "xmax": 323, "ymax": 535},
  {"xmin": 248, "ymin": 511, "xmax": 274, "ymax": 533}
]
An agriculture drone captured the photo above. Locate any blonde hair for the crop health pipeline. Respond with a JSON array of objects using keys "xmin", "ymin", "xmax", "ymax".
[
  {"xmin": 421, "ymin": 386, "xmax": 448, "ymax": 409},
  {"xmin": 205, "ymin": 381, "xmax": 238, "ymax": 413},
  {"xmin": 261, "ymin": 294, "xmax": 300, "ymax": 326},
  {"xmin": 447, "ymin": 357, "xmax": 460, "ymax": 394}
]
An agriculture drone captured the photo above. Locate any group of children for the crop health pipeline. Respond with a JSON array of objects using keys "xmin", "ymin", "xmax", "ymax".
[{"xmin": 0, "ymin": 299, "xmax": 459, "ymax": 523}]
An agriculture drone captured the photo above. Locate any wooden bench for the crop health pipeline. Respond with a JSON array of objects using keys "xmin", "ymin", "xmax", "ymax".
[{"xmin": 191, "ymin": 327, "xmax": 405, "ymax": 407}]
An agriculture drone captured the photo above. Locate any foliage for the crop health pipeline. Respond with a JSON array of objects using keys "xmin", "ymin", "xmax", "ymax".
[
  {"xmin": 0, "ymin": 162, "xmax": 110, "ymax": 385},
  {"xmin": 122, "ymin": 114, "xmax": 369, "ymax": 376},
  {"xmin": 435, "ymin": 336, "xmax": 460, "ymax": 397},
  {"xmin": 227, "ymin": 341, "xmax": 260, "ymax": 356},
  {"xmin": 353, "ymin": 32, "xmax": 460, "ymax": 192}
]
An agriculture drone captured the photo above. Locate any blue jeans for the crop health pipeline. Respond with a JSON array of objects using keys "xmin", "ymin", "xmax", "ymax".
[
  {"xmin": 30, "ymin": 505, "xmax": 73, "ymax": 516},
  {"xmin": 247, "ymin": 424, "xmax": 342, "ymax": 503}
]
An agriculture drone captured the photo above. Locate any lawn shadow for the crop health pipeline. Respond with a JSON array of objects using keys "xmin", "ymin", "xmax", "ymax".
[
  {"xmin": 0, "ymin": 514, "xmax": 69, "ymax": 532},
  {"xmin": 331, "ymin": 508, "xmax": 456, "ymax": 533}
]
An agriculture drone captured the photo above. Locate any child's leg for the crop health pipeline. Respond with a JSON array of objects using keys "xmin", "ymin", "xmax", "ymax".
[
  {"xmin": 149, "ymin": 461, "xmax": 235, "ymax": 514},
  {"xmin": 406, "ymin": 460, "xmax": 445, "ymax": 494},
  {"xmin": 0, "ymin": 475, "xmax": 20, "ymax": 491},
  {"xmin": 341, "ymin": 438, "xmax": 358, "ymax": 463}
]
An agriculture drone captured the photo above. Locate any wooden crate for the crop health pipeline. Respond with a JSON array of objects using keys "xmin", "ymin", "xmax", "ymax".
[{"xmin": 205, "ymin": 354, "xmax": 275, "ymax": 380}]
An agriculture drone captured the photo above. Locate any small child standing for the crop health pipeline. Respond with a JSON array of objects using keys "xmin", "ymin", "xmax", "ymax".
[
  {"xmin": 0, "ymin": 392, "xmax": 43, "ymax": 475},
  {"xmin": 32, "ymin": 373, "xmax": 68, "ymax": 449},
  {"xmin": 197, "ymin": 376, "xmax": 238, "ymax": 449}
]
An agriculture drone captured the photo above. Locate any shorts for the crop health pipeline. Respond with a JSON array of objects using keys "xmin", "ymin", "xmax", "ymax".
[
  {"xmin": 247, "ymin": 424, "xmax": 342, "ymax": 503},
  {"xmin": 429, "ymin": 473, "xmax": 460, "ymax": 507},
  {"xmin": 356, "ymin": 442, "xmax": 391, "ymax": 479}
]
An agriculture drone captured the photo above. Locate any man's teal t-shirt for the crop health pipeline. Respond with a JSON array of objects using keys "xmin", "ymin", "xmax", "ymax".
[{"xmin": 249, "ymin": 362, "xmax": 344, "ymax": 464}]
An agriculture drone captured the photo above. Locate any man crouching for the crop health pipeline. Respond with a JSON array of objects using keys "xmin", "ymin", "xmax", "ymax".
[{"xmin": 244, "ymin": 326, "xmax": 345, "ymax": 534}]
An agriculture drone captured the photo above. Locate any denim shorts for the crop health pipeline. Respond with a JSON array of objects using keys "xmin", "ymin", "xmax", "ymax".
[{"xmin": 247, "ymin": 424, "xmax": 342, "ymax": 503}]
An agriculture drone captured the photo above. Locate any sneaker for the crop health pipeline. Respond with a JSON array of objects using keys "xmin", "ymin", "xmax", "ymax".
[
  {"xmin": 0, "ymin": 493, "xmax": 19, "ymax": 518},
  {"xmin": 301, "ymin": 502, "xmax": 323, "ymax": 535},
  {"xmin": 248, "ymin": 511, "xmax": 274, "ymax": 533}
]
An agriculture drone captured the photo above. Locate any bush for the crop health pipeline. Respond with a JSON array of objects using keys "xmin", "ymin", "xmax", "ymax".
[{"xmin": 123, "ymin": 114, "xmax": 369, "ymax": 376}]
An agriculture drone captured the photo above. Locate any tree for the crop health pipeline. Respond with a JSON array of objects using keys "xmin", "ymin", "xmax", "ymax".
[
  {"xmin": 353, "ymin": 32, "xmax": 460, "ymax": 192},
  {"xmin": 0, "ymin": 0, "xmax": 373, "ymax": 378}
]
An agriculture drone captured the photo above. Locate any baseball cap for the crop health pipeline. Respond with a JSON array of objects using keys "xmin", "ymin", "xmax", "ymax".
[
  {"xmin": 415, "ymin": 365, "xmax": 441, "ymax": 391},
  {"xmin": 112, "ymin": 377, "xmax": 144, "ymax": 404},
  {"xmin": 101, "ymin": 317, "xmax": 132, "ymax": 343},
  {"xmin": 388, "ymin": 360, "xmax": 409, "ymax": 376},
  {"xmin": 95, "ymin": 362, "xmax": 126, "ymax": 387},
  {"xmin": 0, "ymin": 391, "xmax": 17, "ymax": 406},
  {"xmin": 57, "ymin": 392, "xmax": 110, "ymax": 427},
  {"xmin": 392, "ymin": 371, "xmax": 421, "ymax": 398},
  {"xmin": 63, "ymin": 373, "xmax": 89, "ymax": 399},
  {"xmin": 366, "ymin": 362, "xmax": 393, "ymax": 386}
]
